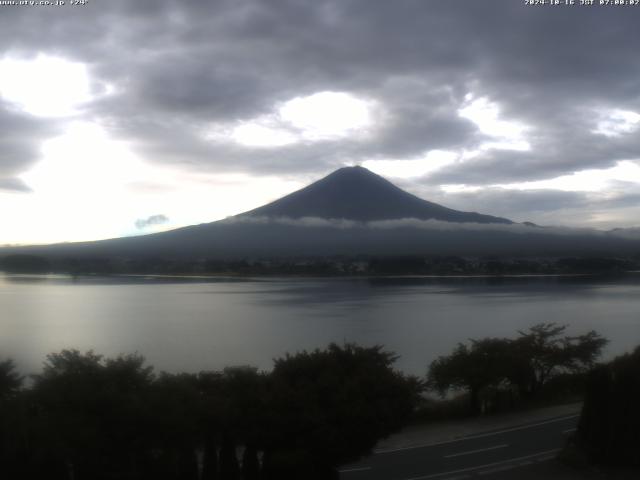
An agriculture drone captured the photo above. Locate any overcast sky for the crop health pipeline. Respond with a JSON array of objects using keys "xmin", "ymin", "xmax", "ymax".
[{"xmin": 2, "ymin": 0, "xmax": 640, "ymax": 244}]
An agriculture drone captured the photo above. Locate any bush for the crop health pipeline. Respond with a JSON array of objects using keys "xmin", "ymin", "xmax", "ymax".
[{"xmin": 574, "ymin": 346, "xmax": 640, "ymax": 466}]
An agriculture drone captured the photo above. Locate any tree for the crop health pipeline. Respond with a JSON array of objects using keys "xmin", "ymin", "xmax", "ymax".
[
  {"xmin": 427, "ymin": 338, "xmax": 513, "ymax": 415},
  {"xmin": 0, "ymin": 358, "xmax": 22, "ymax": 400},
  {"xmin": 0, "ymin": 358, "xmax": 25, "ymax": 478},
  {"xmin": 29, "ymin": 350, "xmax": 156, "ymax": 480},
  {"xmin": 262, "ymin": 343, "xmax": 422, "ymax": 479},
  {"xmin": 427, "ymin": 324, "xmax": 608, "ymax": 414},
  {"xmin": 0, "ymin": 344, "xmax": 428, "ymax": 479},
  {"xmin": 216, "ymin": 366, "xmax": 267, "ymax": 480},
  {"xmin": 197, "ymin": 371, "xmax": 224, "ymax": 480},
  {"xmin": 574, "ymin": 346, "xmax": 640, "ymax": 466},
  {"xmin": 514, "ymin": 323, "xmax": 608, "ymax": 397},
  {"xmin": 145, "ymin": 372, "xmax": 201, "ymax": 480}
]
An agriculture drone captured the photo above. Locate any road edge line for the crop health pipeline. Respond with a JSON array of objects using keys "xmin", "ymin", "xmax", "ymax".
[{"xmin": 375, "ymin": 414, "xmax": 579, "ymax": 454}]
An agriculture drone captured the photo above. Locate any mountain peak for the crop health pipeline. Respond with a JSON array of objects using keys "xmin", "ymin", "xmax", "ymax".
[
  {"xmin": 322, "ymin": 165, "xmax": 396, "ymax": 186},
  {"xmin": 241, "ymin": 166, "xmax": 512, "ymax": 224},
  {"xmin": 332, "ymin": 164, "xmax": 375, "ymax": 175}
]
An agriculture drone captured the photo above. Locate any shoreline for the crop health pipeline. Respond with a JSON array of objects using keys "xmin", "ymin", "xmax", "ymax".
[{"xmin": 4, "ymin": 270, "xmax": 639, "ymax": 282}]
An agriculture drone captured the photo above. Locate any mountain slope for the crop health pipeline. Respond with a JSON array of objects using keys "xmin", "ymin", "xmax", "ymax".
[
  {"xmin": 243, "ymin": 166, "xmax": 512, "ymax": 224},
  {"xmin": 3, "ymin": 166, "xmax": 640, "ymax": 261}
]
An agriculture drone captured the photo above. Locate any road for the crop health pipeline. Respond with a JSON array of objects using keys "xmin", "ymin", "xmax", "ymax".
[{"xmin": 339, "ymin": 414, "xmax": 579, "ymax": 480}]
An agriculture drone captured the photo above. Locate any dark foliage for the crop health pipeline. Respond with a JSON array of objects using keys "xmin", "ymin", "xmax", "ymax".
[
  {"xmin": 0, "ymin": 344, "xmax": 421, "ymax": 479},
  {"xmin": 574, "ymin": 346, "xmax": 640, "ymax": 466},
  {"xmin": 555, "ymin": 257, "xmax": 636, "ymax": 274},
  {"xmin": 428, "ymin": 338, "xmax": 515, "ymax": 415},
  {"xmin": 0, "ymin": 358, "xmax": 22, "ymax": 400},
  {"xmin": 427, "ymin": 323, "xmax": 607, "ymax": 415},
  {"xmin": 3, "ymin": 250, "xmax": 639, "ymax": 277},
  {"xmin": 262, "ymin": 344, "xmax": 423, "ymax": 478},
  {"xmin": 0, "ymin": 254, "xmax": 51, "ymax": 273}
]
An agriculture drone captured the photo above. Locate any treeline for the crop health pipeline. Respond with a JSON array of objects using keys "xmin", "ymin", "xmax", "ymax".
[
  {"xmin": 427, "ymin": 325, "xmax": 640, "ymax": 469},
  {"xmin": 1, "ymin": 325, "xmax": 632, "ymax": 477},
  {"xmin": 2, "ymin": 253, "xmax": 639, "ymax": 276},
  {"xmin": 0, "ymin": 344, "xmax": 421, "ymax": 480},
  {"xmin": 426, "ymin": 323, "xmax": 608, "ymax": 415}
]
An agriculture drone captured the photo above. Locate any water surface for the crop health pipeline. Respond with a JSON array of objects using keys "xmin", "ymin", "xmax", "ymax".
[{"xmin": 1, "ymin": 274, "xmax": 639, "ymax": 375}]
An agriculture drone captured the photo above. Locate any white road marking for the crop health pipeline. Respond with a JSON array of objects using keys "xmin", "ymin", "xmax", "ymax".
[
  {"xmin": 478, "ymin": 464, "xmax": 513, "ymax": 475},
  {"xmin": 338, "ymin": 466, "xmax": 372, "ymax": 473},
  {"xmin": 562, "ymin": 428, "xmax": 576, "ymax": 434},
  {"xmin": 535, "ymin": 454, "xmax": 557, "ymax": 462},
  {"xmin": 401, "ymin": 448, "xmax": 561, "ymax": 480},
  {"xmin": 444, "ymin": 444, "xmax": 508, "ymax": 459},
  {"xmin": 375, "ymin": 414, "xmax": 579, "ymax": 454}
]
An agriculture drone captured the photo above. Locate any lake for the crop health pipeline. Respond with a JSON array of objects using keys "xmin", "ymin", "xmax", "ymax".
[{"xmin": 1, "ymin": 273, "xmax": 639, "ymax": 376}]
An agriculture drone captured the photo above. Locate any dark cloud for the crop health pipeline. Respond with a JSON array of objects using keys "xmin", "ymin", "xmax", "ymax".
[
  {"xmin": 134, "ymin": 214, "xmax": 169, "ymax": 230},
  {"xmin": 1, "ymin": 0, "xmax": 640, "ymax": 223},
  {"xmin": 0, "ymin": 177, "xmax": 30, "ymax": 193},
  {"xmin": 399, "ymin": 184, "xmax": 640, "ymax": 229},
  {"xmin": 0, "ymin": 102, "xmax": 61, "ymax": 177},
  {"xmin": 438, "ymin": 188, "xmax": 589, "ymax": 217}
]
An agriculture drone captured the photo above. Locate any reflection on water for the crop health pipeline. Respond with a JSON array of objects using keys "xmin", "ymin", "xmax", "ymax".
[
  {"xmin": 1, "ymin": 273, "xmax": 639, "ymax": 375},
  {"xmin": 0, "ymin": 273, "xmax": 251, "ymax": 285}
]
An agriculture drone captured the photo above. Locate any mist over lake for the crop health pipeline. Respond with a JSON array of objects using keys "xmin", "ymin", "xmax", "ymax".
[{"xmin": 2, "ymin": 273, "xmax": 639, "ymax": 376}]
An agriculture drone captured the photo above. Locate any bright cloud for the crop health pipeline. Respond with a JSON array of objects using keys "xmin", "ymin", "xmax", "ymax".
[
  {"xmin": 458, "ymin": 95, "xmax": 530, "ymax": 152},
  {"xmin": 22, "ymin": 122, "xmax": 146, "ymax": 195},
  {"xmin": 0, "ymin": 54, "xmax": 92, "ymax": 117},
  {"xmin": 440, "ymin": 184, "xmax": 484, "ymax": 194},
  {"xmin": 278, "ymin": 91, "xmax": 374, "ymax": 140},
  {"xmin": 0, "ymin": 122, "xmax": 304, "ymax": 245},
  {"xmin": 497, "ymin": 161, "xmax": 640, "ymax": 192},
  {"xmin": 441, "ymin": 160, "xmax": 640, "ymax": 194},
  {"xmin": 593, "ymin": 109, "xmax": 640, "ymax": 137},
  {"xmin": 362, "ymin": 150, "xmax": 458, "ymax": 179},
  {"xmin": 208, "ymin": 91, "xmax": 377, "ymax": 148},
  {"xmin": 14, "ymin": 122, "xmax": 154, "ymax": 242}
]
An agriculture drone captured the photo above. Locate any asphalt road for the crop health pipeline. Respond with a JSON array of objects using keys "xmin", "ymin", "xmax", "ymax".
[{"xmin": 339, "ymin": 414, "xmax": 579, "ymax": 480}]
